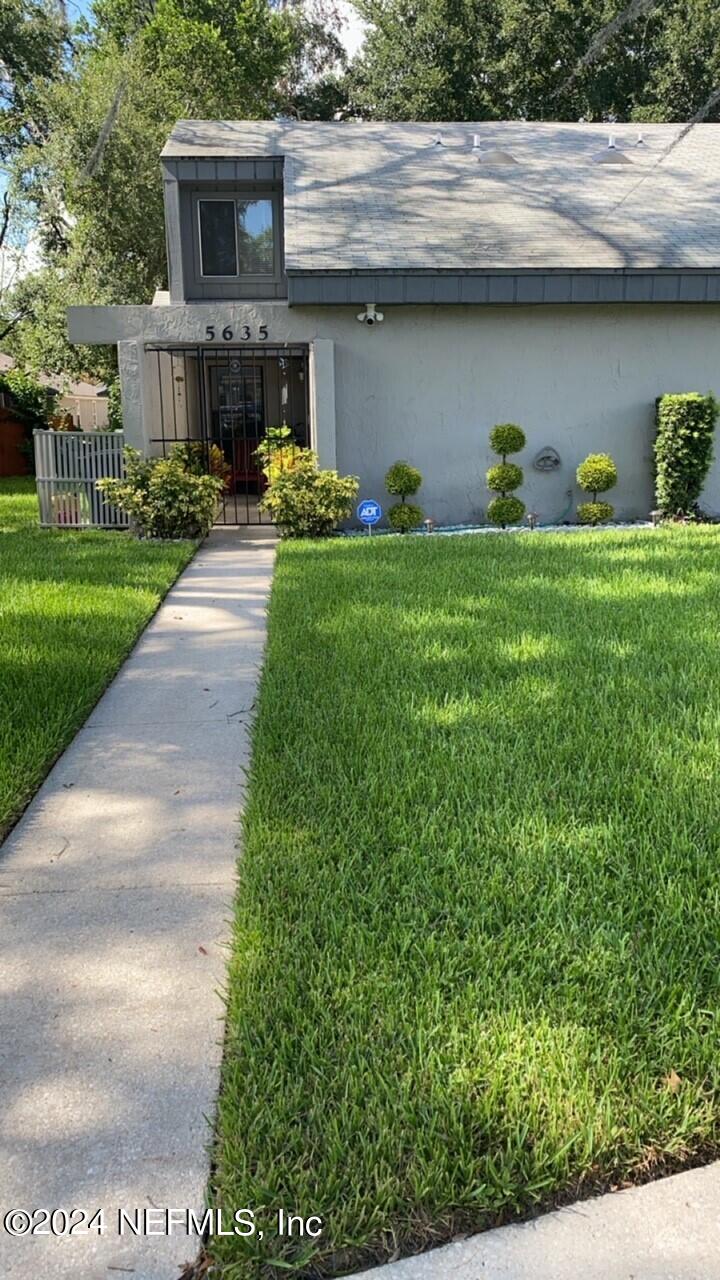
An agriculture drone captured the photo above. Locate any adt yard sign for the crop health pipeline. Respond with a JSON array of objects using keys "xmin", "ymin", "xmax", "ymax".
[{"xmin": 357, "ymin": 499, "xmax": 382, "ymax": 532}]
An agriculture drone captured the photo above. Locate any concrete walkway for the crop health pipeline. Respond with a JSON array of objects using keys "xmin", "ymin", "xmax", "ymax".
[
  {"xmin": 0, "ymin": 528, "xmax": 276, "ymax": 1280},
  {"xmin": 356, "ymin": 1161, "xmax": 720, "ymax": 1280}
]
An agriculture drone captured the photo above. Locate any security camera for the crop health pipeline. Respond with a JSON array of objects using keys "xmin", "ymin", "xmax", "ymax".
[{"xmin": 357, "ymin": 303, "xmax": 384, "ymax": 326}]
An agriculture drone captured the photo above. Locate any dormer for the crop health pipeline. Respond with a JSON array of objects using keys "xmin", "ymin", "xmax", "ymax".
[{"xmin": 161, "ymin": 152, "xmax": 286, "ymax": 302}]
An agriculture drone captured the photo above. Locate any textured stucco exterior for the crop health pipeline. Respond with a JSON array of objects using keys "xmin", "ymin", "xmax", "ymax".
[{"xmin": 70, "ymin": 300, "xmax": 720, "ymax": 525}]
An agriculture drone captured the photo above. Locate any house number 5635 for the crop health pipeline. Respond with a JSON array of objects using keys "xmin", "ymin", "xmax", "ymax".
[{"xmin": 204, "ymin": 325, "xmax": 268, "ymax": 342}]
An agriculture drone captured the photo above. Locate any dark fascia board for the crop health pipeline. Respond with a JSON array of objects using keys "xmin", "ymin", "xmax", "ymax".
[{"xmin": 287, "ymin": 269, "xmax": 720, "ymax": 306}]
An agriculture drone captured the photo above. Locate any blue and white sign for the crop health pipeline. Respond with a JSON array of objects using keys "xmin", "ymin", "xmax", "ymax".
[{"xmin": 357, "ymin": 499, "xmax": 382, "ymax": 527}]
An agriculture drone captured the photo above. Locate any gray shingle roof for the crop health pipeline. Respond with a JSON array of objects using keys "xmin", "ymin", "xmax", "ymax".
[{"xmin": 162, "ymin": 120, "xmax": 720, "ymax": 273}]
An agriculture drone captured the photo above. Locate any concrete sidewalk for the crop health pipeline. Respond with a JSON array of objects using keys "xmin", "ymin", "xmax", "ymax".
[
  {"xmin": 356, "ymin": 1160, "xmax": 720, "ymax": 1280},
  {"xmin": 0, "ymin": 528, "xmax": 276, "ymax": 1280}
]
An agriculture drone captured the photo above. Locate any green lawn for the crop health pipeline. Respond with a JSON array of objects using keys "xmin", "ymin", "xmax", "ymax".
[
  {"xmin": 212, "ymin": 527, "xmax": 720, "ymax": 1277},
  {"xmin": 0, "ymin": 478, "xmax": 196, "ymax": 838}
]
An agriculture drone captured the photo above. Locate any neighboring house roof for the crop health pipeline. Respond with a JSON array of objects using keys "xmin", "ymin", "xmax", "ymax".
[
  {"xmin": 162, "ymin": 120, "xmax": 720, "ymax": 277},
  {"xmin": 0, "ymin": 354, "xmax": 107, "ymax": 399}
]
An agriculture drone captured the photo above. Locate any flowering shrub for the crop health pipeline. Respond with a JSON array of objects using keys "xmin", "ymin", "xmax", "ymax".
[
  {"xmin": 98, "ymin": 446, "xmax": 223, "ymax": 538},
  {"xmin": 259, "ymin": 449, "xmax": 358, "ymax": 537}
]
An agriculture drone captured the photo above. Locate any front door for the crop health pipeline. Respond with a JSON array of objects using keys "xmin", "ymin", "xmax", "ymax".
[
  {"xmin": 205, "ymin": 347, "xmax": 310, "ymax": 525},
  {"xmin": 148, "ymin": 344, "xmax": 310, "ymax": 525}
]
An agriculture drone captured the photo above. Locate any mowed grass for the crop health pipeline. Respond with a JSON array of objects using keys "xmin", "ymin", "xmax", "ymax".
[
  {"xmin": 0, "ymin": 478, "xmax": 196, "ymax": 838},
  {"xmin": 213, "ymin": 527, "xmax": 720, "ymax": 1278}
]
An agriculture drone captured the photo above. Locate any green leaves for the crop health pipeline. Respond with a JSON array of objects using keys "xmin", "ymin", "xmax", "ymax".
[
  {"xmin": 388, "ymin": 501, "xmax": 424, "ymax": 532},
  {"xmin": 350, "ymin": 0, "xmax": 720, "ymax": 123},
  {"xmin": 487, "ymin": 494, "xmax": 526, "ymax": 526},
  {"xmin": 487, "ymin": 462, "xmax": 523, "ymax": 495},
  {"xmin": 654, "ymin": 393, "xmax": 718, "ymax": 517},
  {"xmin": 577, "ymin": 453, "xmax": 618, "ymax": 501},
  {"xmin": 487, "ymin": 422, "xmax": 525, "ymax": 525},
  {"xmin": 577, "ymin": 500, "xmax": 614, "ymax": 525},
  {"xmin": 259, "ymin": 451, "xmax": 359, "ymax": 538},
  {"xmin": 385, "ymin": 460, "xmax": 423, "ymax": 499},
  {"xmin": 489, "ymin": 422, "xmax": 526, "ymax": 458},
  {"xmin": 98, "ymin": 445, "xmax": 223, "ymax": 538}
]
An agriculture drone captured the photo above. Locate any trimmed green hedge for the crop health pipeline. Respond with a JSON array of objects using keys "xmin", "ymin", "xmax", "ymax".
[{"xmin": 655, "ymin": 393, "xmax": 718, "ymax": 517}]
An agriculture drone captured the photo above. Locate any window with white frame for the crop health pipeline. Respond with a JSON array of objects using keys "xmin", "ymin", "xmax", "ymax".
[{"xmin": 197, "ymin": 196, "xmax": 276, "ymax": 279}]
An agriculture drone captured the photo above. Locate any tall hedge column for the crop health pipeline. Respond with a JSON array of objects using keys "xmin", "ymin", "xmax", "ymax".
[{"xmin": 655, "ymin": 393, "xmax": 718, "ymax": 518}]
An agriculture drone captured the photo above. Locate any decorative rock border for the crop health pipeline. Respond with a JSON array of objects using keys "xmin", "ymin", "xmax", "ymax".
[{"xmin": 342, "ymin": 521, "xmax": 655, "ymax": 539}]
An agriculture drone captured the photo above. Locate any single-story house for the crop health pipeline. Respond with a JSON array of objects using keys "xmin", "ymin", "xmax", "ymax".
[{"xmin": 68, "ymin": 119, "xmax": 720, "ymax": 525}]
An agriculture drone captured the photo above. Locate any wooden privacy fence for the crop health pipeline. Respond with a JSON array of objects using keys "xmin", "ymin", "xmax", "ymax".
[{"xmin": 34, "ymin": 429, "xmax": 129, "ymax": 529}]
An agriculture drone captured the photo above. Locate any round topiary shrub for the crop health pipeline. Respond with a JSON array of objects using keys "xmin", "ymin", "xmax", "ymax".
[
  {"xmin": 576, "ymin": 452, "xmax": 617, "ymax": 523},
  {"xmin": 385, "ymin": 459, "xmax": 424, "ymax": 530},
  {"xmin": 486, "ymin": 462, "xmax": 523, "ymax": 493},
  {"xmin": 385, "ymin": 460, "xmax": 422, "ymax": 498},
  {"xmin": 576, "ymin": 453, "xmax": 617, "ymax": 497},
  {"xmin": 489, "ymin": 423, "xmax": 526, "ymax": 457},
  {"xmin": 578, "ymin": 501, "xmax": 615, "ymax": 526},
  {"xmin": 388, "ymin": 502, "xmax": 424, "ymax": 532},
  {"xmin": 487, "ymin": 496, "xmax": 525, "ymax": 526},
  {"xmin": 487, "ymin": 423, "xmax": 526, "ymax": 526}
]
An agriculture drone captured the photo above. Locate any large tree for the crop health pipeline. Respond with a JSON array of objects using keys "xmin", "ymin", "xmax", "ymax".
[
  {"xmin": 0, "ymin": 0, "xmax": 67, "ymax": 341},
  {"xmin": 6, "ymin": 0, "xmax": 344, "ymax": 376},
  {"xmin": 349, "ymin": 0, "xmax": 720, "ymax": 123}
]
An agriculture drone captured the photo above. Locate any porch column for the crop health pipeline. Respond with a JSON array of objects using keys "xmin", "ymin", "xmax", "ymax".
[
  {"xmin": 309, "ymin": 339, "xmax": 337, "ymax": 469},
  {"xmin": 117, "ymin": 340, "xmax": 151, "ymax": 454}
]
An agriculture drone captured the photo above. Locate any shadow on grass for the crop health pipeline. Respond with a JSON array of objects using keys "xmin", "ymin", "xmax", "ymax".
[{"xmin": 210, "ymin": 526, "xmax": 720, "ymax": 1277}]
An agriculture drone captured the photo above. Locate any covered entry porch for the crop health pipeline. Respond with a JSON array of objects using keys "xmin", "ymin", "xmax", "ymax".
[{"xmin": 145, "ymin": 343, "xmax": 310, "ymax": 524}]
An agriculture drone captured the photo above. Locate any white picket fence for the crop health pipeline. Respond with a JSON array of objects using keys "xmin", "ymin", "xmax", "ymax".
[{"xmin": 34, "ymin": 429, "xmax": 129, "ymax": 529}]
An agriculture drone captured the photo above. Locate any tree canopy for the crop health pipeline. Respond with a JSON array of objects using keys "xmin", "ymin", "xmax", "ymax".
[
  {"xmin": 349, "ymin": 0, "xmax": 720, "ymax": 123},
  {"xmin": 2, "ymin": 0, "xmax": 344, "ymax": 376}
]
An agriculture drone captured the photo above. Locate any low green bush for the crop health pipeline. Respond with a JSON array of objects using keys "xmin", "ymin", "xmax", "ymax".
[
  {"xmin": 388, "ymin": 502, "xmax": 424, "ymax": 532},
  {"xmin": 576, "ymin": 452, "xmax": 617, "ymax": 524},
  {"xmin": 654, "ymin": 393, "xmax": 718, "ymax": 517},
  {"xmin": 578, "ymin": 501, "xmax": 615, "ymax": 526},
  {"xmin": 259, "ymin": 450, "xmax": 358, "ymax": 538},
  {"xmin": 490, "ymin": 423, "xmax": 525, "ymax": 456},
  {"xmin": 487, "ymin": 496, "xmax": 525, "ymax": 526},
  {"xmin": 98, "ymin": 446, "xmax": 223, "ymax": 538}
]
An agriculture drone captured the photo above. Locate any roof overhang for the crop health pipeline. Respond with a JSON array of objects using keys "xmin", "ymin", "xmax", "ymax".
[{"xmin": 287, "ymin": 268, "xmax": 720, "ymax": 307}]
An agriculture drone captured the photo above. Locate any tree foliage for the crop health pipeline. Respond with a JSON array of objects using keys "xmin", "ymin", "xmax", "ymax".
[
  {"xmin": 0, "ymin": 0, "xmax": 67, "ymax": 160},
  {"xmin": 654, "ymin": 392, "xmax": 718, "ymax": 516},
  {"xmin": 4, "ymin": 0, "xmax": 344, "ymax": 377},
  {"xmin": 349, "ymin": 0, "xmax": 720, "ymax": 123}
]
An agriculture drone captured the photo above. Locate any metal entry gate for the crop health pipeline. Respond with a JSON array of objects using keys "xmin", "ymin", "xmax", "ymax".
[{"xmin": 148, "ymin": 344, "xmax": 310, "ymax": 525}]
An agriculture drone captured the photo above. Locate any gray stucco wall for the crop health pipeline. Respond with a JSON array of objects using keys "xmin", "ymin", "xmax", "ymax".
[{"xmin": 71, "ymin": 301, "xmax": 720, "ymax": 525}]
